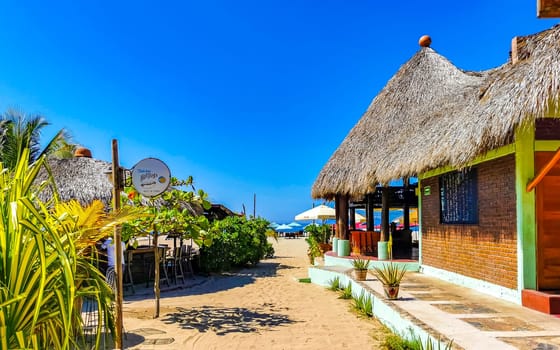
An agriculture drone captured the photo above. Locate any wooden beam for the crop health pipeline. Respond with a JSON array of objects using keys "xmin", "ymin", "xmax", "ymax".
[
  {"xmin": 537, "ymin": 0, "xmax": 560, "ymax": 18},
  {"xmin": 526, "ymin": 147, "xmax": 560, "ymax": 192}
]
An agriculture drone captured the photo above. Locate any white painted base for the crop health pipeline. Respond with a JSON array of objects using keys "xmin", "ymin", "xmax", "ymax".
[{"xmin": 420, "ymin": 265, "xmax": 521, "ymax": 304}]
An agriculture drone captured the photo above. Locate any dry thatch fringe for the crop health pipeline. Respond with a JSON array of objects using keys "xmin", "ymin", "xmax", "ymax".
[
  {"xmin": 35, "ymin": 157, "xmax": 205, "ymax": 216},
  {"xmin": 312, "ymin": 24, "xmax": 560, "ymax": 199},
  {"xmin": 35, "ymin": 157, "xmax": 114, "ymax": 206}
]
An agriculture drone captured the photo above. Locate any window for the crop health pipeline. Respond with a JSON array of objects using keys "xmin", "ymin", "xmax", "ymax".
[{"xmin": 439, "ymin": 168, "xmax": 478, "ymax": 224}]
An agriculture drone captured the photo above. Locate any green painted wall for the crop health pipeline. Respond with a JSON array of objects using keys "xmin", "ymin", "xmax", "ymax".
[{"xmin": 515, "ymin": 126, "xmax": 536, "ymax": 290}]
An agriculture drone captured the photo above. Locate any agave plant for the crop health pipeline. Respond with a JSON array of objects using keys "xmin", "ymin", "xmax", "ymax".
[
  {"xmin": 351, "ymin": 257, "xmax": 371, "ymax": 270},
  {"xmin": 372, "ymin": 262, "xmax": 407, "ymax": 287},
  {"xmin": 0, "ymin": 149, "xmax": 146, "ymax": 349}
]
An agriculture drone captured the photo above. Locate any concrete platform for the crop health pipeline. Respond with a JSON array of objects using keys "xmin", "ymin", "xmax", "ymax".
[{"xmin": 309, "ymin": 266, "xmax": 560, "ymax": 350}]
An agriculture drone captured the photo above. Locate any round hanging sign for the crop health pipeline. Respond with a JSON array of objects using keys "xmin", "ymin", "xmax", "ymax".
[{"xmin": 131, "ymin": 158, "xmax": 171, "ymax": 197}]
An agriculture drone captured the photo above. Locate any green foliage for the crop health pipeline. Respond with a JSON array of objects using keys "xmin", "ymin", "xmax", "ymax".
[
  {"xmin": 0, "ymin": 149, "xmax": 141, "ymax": 349},
  {"xmin": 298, "ymin": 278, "xmax": 311, "ymax": 283},
  {"xmin": 305, "ymin": 235, "xmax": 321, "ymax": 261},
  {"xmin": 198, "ymin": 216, "xmax": 274, "ymax": 272},
  {"xmin": 351, "ymin": 256, "xmax": 371, "ymax": 270},
  {"xmin": 352, "ymin": 291, "xmax": 373, "ymax": 317},
  {"xmin": 121, "ymin": 176, "xmax": 212, "ymax": 247},
  {"xmin": 372, "ymin": 262, "xmax": 408, "ymax": 286},
  {"xmin": 383, "ymin": 328, "xmax": 454, "ymax": 350},
  {"xmin": 339, "ymin": 283, "xmax": 353, "ymax": 299},
  {"xmin": 304, "ymin": 223, "xmax": 331, "ymax": 244},
  {"xmin": 0, "ymin": 109, "xmax": 68, "ymax": 169},
  {"xmin": 327, "ymin": 276, "xmax": 341, "ymax": 291}
]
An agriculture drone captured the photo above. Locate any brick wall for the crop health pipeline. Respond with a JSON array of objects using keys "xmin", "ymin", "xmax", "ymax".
[{"xmin": 421, "ymin": 155, "xmax": 518, "ymax": 290}]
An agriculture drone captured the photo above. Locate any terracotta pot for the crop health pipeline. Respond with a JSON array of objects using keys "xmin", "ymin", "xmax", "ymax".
[
  {"xmin": 354, "ymin": 269, "xmax": 368, "ymax": 281},
  {"xmin": 383, "ymin": 285, "xmax": 400, "ymax": 299},
  {"xmin": 318, "ymin": 243, "xmax": 332, "ymax": 254}
]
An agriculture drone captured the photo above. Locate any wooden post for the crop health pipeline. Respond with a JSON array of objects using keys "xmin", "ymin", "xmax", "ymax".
[
  {"xmin": 111, "ymin": 139, "xmax": 124, "ymax": 350},
  {"xmin": 334, "ymin": 195, "xmax": 340, "ymax": 238},
  {"xmin": 381, "ymin": 185, "xmax": 390, "ymax": 242},
  {"xmin": 349, "ymin": 207, "xmax": 356, "ymax": 230},
  {"xmin": 153, "ymin": 226, "xmax": 161, "ymax": 318},
  {"xmin": 338, "ymin": 194, "xmax": 349, "ymax": 240},
  {"xmin": 366, "ymin": 193, "xmax": 374, "ymax": 231},
  {"xmin": 403, "ymin": 178, "xmax": 410, "ymax": 230}
]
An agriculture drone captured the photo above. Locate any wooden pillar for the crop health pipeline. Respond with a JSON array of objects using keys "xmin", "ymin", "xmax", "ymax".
[
  {"xmin": 366, "ymin": 193, "xmax": 374, "ymax": 231},
  {"xmin": 349, "ymin": 207, "xmax": 356, "ymax": 230},
  {"xmin": 337, "ymin": 194, "xmax": 349, "ymax": 240},
  {"xmin": 403, "ymin": 178, "xmax": 410, "ymax": 230},
  {"xmin": 381, "ymin": 185, "xmax": 390, "ymax": 242},
  {"xmin": 111, "ymin": 140, "xmax": 124, "ymax": 350},
  {"xmin": 334, "ymin": 195, "xmax": 340, "ymax": 238}
]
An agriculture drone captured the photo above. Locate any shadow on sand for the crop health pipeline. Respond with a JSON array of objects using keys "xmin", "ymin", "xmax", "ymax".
[
  {"xmin": 125, "ymin": 261, "xmax": 289, "ymax": 300},
  {"xmin": 161, "ymin": 305, "xmax": 296, "ymax": 335}
]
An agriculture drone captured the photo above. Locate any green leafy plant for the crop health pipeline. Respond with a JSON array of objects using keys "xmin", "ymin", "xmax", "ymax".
[
  {"xmin": 339, "ymin": 283, "xmax": 353, "ymax": 299},
  {"xmin": 0, "ymin": 149, "xmax": 145, "ymax": 349},
  {"xmin": 305, "ymin": 235, "xmax": 321, "ymax": 263},
  {"xmin": 304, "ymin": 223, "xmax": 331, "ymax": 244},
  {"xmin": 383, "ymin": 328, "xmax": 453, "ymax": 350},
  {"xmin": 352, "ymin": 291, "xmax": 373, "ymax": 317},
  {"xmin": 327, "ymin": 276, "xmax": 341, "ymax": 291},
  {"xmin": 372, "ymin": 262, "xmax": 407, "ymax": 286},
  {"xmin": 198, "ymin": 216, "xmax": 274, "ymax": 272},
  {"xmin": 351, "ymin": 256, "xmax": 371, "ymax": 270}
]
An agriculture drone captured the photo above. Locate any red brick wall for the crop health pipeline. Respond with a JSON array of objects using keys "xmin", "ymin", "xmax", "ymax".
[{"xmin": 421, "ymin": 155, "xmax": 518, "ymax": 289}]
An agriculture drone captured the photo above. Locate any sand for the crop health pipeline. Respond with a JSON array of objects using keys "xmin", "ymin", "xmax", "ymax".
[{"xmin": 122, "ymin": 237, "xmax": 388, "ymax": 350}]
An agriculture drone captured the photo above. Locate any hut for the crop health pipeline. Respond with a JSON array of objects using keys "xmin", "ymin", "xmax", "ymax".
[
  {"xmin": 312, "ymin": 25, "xmax": 560, "ymax": 314},
  {"xmin": 35, "ymin": 148, "xmax": 114, "ymax": 206},
  {"xmin": 35, "ymin": 148, "xmax": 204, "ymax": 216}
]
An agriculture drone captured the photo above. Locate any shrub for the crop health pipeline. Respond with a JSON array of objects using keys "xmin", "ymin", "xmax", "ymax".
[
  {"xmin": 339, "ymin": 283, "xmax": 353, "ymax": 299},
  {"xmin": 327, "ymin": 276, "xmax": 341, "ymax": 291},
  {"xmin": 372, "ymin": 262, "xmax": 407, "ymax": 286},
  {"xmin": 199, "ymin": 216, "xmax": 274, "ymax": 272},
  {"xmin": 352, "ymin": 291, "xmax": 373, "ymax": 317},
  {"xmin": 351, "ymin": 256, "xmax": 371, "ymax": 270}
]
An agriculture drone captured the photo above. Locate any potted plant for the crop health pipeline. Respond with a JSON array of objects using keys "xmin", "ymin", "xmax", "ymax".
[
  {"xmin": 351, "ymin": 256, "xmax": 370, "ymax": 281},
  {"xmin": 372, "ymin": 262, "xmax": 407, "ymax": 299}
]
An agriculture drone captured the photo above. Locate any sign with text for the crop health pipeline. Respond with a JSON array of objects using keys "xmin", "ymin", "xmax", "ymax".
[{"xmin": 131, "ymin": 158, "xmax": 171, "ymax": 197}]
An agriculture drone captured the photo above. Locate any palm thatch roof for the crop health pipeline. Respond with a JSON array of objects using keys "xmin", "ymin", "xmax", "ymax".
[
  {"xmin": 312, "ymin": 24, "xmax": 560, "ymax": 199},
  {"xmin": 35, "ymin": 156, "xmax": 204, "ymax": 216},
  {"xmin": 36, "ymin": 157, "xmax": 114, "ymax": 206}
]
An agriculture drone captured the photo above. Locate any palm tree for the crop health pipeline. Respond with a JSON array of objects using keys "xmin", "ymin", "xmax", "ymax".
[{"xmin": 0, "ymin": 109, "xmax": 69, "ymax": 169}]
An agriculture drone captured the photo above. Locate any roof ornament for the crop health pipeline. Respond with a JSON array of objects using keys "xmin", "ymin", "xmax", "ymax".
[{"xmin": 419, "ymin": 35, "xmax": 431, "ymax": 47}]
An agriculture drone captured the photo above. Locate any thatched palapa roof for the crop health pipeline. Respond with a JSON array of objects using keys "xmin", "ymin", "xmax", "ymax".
[
  {"xmin": 312, "ymin": 24, "xmax": 560, "ymax": 199},
  {"xmin": 36, "ymin": 156, "xmax": 204, "ymax": 216},
  {"xmin": 36, "ymin": 157, "xmax": 114, "ymax": 206}
]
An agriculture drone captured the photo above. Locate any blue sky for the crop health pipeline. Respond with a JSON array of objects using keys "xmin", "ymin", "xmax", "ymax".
[{"xmin": 0, "ymin": 1, "xmax": 557, "ymax": 223}]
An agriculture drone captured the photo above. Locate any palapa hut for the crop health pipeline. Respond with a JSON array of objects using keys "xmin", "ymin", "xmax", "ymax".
[
  {"xmin": 313, "ymin": 24, "xmax": 560, "ymax": 314},
  {"xmin": 36, "ymin": 147, "xmax": 205, "ymax": 216},
  {"xmin": 35, "ymin": 148, "xmax": 114, "ymax": 206}
]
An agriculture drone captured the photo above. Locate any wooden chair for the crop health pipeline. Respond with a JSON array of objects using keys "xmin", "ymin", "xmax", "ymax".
[
  {"xmin": 183, "ymin": 245, "xmax": 195, "ymax": 278},
  {"xmin": 146, "ymin": 247, "xmax": 170, "ymax": 287},
  {"xmin": 124, "ymin": 250, "xmax": 135, "ymax": 294},
  {"xmin": 166, "ymin": 246, "xmax": 185, "ymax": 284}
]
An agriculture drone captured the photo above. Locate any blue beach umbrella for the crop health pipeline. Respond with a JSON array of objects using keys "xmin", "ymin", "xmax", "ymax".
[{"xmin": 275, "ymin": 224, "xmax": 294, "ymax": 232}]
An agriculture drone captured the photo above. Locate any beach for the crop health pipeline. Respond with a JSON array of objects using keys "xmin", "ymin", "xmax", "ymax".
[{"xmin": 122, "ymin": 237, "xmax": 388, "ymax": 349}]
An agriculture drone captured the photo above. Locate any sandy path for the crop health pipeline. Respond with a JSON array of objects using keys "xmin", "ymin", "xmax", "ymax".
[{"xmin": 123, "ymin": 238, "xmax": 387, "ymax": 349}]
